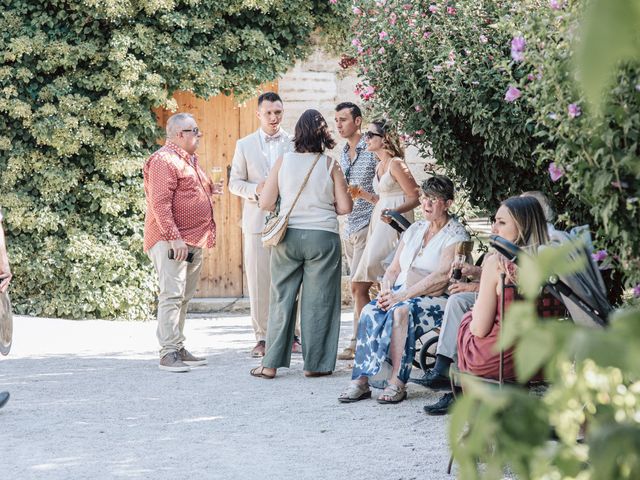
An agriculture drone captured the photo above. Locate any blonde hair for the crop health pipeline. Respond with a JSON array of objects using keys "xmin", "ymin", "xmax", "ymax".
[{"xmin": 372, "ymin": 120, "xmax": 405, "ymax": 159}]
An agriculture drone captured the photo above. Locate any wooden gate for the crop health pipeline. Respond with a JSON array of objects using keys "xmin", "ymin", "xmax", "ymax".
[{"xmin": 155, "ymin": 85, "xmax": 277, "ymax": 297}]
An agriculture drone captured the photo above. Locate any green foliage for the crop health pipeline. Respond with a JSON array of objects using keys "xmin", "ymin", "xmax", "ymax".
[
  {"xmin": 0, "ymin": 0, "xmax": 346, "ymax": 319},
  {"xmin": 345, "ymin": 0, "xmax": 639, "ymax": 287},
  {"xmin": 450, "ymin": 245, "xmax": 640, "ymax": 479}
]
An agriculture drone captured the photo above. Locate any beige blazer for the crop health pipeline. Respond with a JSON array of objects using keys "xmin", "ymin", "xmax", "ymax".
[{"xmin": 229, "ymin": 129, "xmax": 292, "ymax": 234}]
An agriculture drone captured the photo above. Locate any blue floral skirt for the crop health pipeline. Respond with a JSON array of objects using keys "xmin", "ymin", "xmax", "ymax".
[{"xmin": 352, "ymin": 292, "xmax": 448, "ymax": 384}]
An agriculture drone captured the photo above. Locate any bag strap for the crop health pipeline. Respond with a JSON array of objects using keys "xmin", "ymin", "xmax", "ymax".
[{"xmin": 283, "ymin": 153, "xmax": 322, "ymax": 220}]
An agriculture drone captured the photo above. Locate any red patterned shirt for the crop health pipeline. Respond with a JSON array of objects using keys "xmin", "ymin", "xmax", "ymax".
[{"xmin": 143, "ymin": 141, "xmax": 216, "ymax": 252}]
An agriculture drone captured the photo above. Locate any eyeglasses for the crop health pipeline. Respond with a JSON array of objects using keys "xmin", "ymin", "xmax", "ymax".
[
  {"xmin": 181, "ymin": 127, "xmax": 200, "ymax": 135},
  {"xmin": 364, "ymin": 131, "xmax": 383, "ymax": 140},
  {"xmin": 420, "ymin": 194, "xmax": 444, "ymax": 203}
]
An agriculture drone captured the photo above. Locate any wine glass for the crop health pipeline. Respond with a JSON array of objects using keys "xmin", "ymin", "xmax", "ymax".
[
  {"xmin": 211, "ymin": 166, "xmax": 224, "ymax": 192},
  {"xmin": 451, "ymin": 254, "xmax": 466, "ymax": 282}
]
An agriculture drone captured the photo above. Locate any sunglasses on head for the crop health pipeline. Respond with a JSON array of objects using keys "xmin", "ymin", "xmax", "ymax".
[
  {"xmin": 364, "ymin": 131, "xmax": 383, "ymax": 140},
  {"xmin": 181, "ymin": 127, "xmax": 200, "ymax": 135}
]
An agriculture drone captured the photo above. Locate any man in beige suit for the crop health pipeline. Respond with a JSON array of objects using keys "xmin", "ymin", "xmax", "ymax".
[{"xmin": 229, "ymin": 92, "xmax": 301, "ymax": 357}]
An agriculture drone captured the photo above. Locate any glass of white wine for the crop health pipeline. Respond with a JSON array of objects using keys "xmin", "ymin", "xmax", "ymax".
[{"xmin": 211, "ymin": 166, "xmax": 224, "ymax": 193}]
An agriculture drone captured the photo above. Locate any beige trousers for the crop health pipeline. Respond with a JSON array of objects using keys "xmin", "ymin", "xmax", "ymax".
[
  {"xmin": 148, "ymin": 241, "xmax": 203, "ymax": 358},
  {"xmin": 342, "ymin": 226, "xmax": 368, "ymax": 278},
  {"xmin": 244, "ymin": 233, "xmax": 301, "ymax": 341}
]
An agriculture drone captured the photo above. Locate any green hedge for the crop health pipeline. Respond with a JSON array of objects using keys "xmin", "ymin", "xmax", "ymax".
[
  {"xmin": 345, "ymin": 0, "xmax": 639, "ymax": 288},
  {"xmin": 0, "ymin": 0, "xmax": 346, "ymax": 319}
]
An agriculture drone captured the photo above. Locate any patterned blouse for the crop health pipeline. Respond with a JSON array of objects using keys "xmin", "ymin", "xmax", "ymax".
[{"xmin": 143, "ymin": 141, "xmax": 216, "ymax": 252}]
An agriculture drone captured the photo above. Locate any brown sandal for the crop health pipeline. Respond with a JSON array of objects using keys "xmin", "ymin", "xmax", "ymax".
[
  {"xmin": 250, "ymin": 366, "xmax": 276, "ymax": 379},
  {"xmin": 304, "ymin": 371, "xmax": 333, "ymax": 377}
]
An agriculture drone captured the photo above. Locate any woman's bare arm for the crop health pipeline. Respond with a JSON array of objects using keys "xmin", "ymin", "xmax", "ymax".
[
  {"xmin": 331, "ymin": 157, "xmax": 353, "ymax": 215},
  {"xmin": 387, "ymin": 159, "xmax": 420, "ymax": 214},
  {"xmin": 469, "ymin": 254, "xmax": 500, "ymax": 338},
  {"xmin": 258, "ymin": 157, "xmax": 282, "ymax": 212},
  {"xmin": 401, "ymin": 243, "xmax": 455, "ymax": 299}
]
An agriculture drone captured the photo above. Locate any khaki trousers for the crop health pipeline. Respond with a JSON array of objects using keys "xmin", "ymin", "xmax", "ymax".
[
  {"xmin": 244, "ymin": 233, "xmax": 300, "ymax": 341},
  {"xmin": 342, "ymin": 226, "xmax": 368, "ymax": 278},
  {"xmin": 148, "ymin": 241, "xmax": 203, "ymax": 358}
]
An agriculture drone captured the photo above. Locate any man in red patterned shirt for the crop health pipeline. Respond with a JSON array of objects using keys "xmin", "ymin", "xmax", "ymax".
[{"xmin": 144, "ymin": 113, "xmax": 221, "ymax": 372}]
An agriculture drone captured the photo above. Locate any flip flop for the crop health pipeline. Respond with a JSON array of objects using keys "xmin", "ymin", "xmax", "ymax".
[{"xmin": 250, "ymin": 366, "xmax": 275, "ymax": 379}]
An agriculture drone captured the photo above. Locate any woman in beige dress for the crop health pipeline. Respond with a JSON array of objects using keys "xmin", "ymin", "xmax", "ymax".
[{"xmin": 351, "ymin": 120, "xmax": 420, "ymax": 296}]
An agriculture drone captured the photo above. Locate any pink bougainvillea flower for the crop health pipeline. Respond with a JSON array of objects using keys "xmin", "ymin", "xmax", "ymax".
[
  {"xmin": 389, "ymin": 12, "xmax": 397, "ymax": 25},
  {"xmin": 591, "ymin": 249, "xmax": 608, "ymax": 262},
  {"xmin": 549, "ymin": 0, "xmax": 563, "ymax": 9},
  {"xmin": 351, "ymin": 38, "xmax": 361, "ymax": 47},
  {"xmin": 403, "ymin": 3, "xmax": 412, "ymax": 10},
  {"xmin": 447, "ymin": 6, "xmax": 457, "ymax": 14},
  {"xmin": 415, "ymin": 129, "xmax": 425, "ymax": 135},
  {"xmin": 415, "ymin": 105, "xmax": 423, "ymax": 112},
  {"xmin": 510, "ymin": 36, "xmax": 526, "ymax": 62},
  {"xmin": 379, "ymin": 31, "xmax": 388, "ymax": 40},
  {"xmin": 378, "ymin": 47, "xmax": 385, "ymax": 54},
  {"xmin": 479, "ymin": 34, "xmax": 488, "ymax": 44},
  {"xmin": 352, "ymin": 6, "xmax": 362, "ymax": 15},
  {"xmin": 504, "ymin": 86, "xmax": 522, "ymax": 102},
  {"xmin": 360, "ymin": 85, "xmax": 376, "ymax": 100},
  {"xmin": 329, "ymin": 0, "xmax": 337, "ymax": 4},
  {"xmin": 428, "ymin": 5, "xmax": 438, "ymax": 13},
  {"xmin": 567, "ymin": 103, "xmax": 581, "ymax": 118},
  {"xmin": 633, "ymin": 284, "xmax": 640, "ymax": 298},
  {"xmin": 423, "ymin": 31, "xmax": 432, "ymax": 39},
  {"xmin": 548, "ymin": 162, "xmax": 565, "ymax": 182},
  {"xmin": 527, "ymin": 73, "xmax": 535, "ymax": 81}
]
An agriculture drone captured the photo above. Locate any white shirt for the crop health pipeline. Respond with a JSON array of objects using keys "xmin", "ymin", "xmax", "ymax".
[{"xmin": 259, "ymin": 128, "xmax": 289, "ymax": 170}]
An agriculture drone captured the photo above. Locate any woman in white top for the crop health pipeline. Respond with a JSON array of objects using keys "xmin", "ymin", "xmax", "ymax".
[
  {"xmin": 250, "ymin": 110, "xmax": 352, "ymax": 379},
  {"xmin": 339, "ymin": 176, "xmax": 469, "ymax": 404}
]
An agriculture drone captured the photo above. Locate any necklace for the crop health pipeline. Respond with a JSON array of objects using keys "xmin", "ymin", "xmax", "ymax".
[{"xmin": 417, "ymin": 221, "xmax": 446, "ymax": 256}]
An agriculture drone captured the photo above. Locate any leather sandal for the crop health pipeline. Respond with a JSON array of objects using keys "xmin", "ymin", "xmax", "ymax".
[
  {"xmin": 249, "ymin": 366, "xmax": 275, "ymax": 379},
  {"xmin": 338, "ymin": 383, "xmax": 372, "ymax": 403},
  {"xmin": 377, "ymin": 383, "xmax": 407, "ymax": 404}
]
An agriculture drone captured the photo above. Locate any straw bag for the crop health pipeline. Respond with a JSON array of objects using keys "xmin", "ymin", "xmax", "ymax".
[{"xmin": 261, "ymin": 153, "xmax": 322, "ymax": 247}]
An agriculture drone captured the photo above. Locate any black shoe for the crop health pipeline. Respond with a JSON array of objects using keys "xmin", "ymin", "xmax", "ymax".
[
  {"xmin": 423, "ymin": 392, "xmax": 455, "ymax": 416},
  {"xmin": 0, "ymin": 391, "xmax": 9, "ymax": 409},
  {"xmin": 408, "ymin": 369, "xmax": 451, "ymax": 391}
]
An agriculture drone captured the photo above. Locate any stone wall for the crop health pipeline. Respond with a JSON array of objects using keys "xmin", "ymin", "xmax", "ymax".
[{"xmin": 278, "ymin": 48, "xmax": 432, "ymax": 185}]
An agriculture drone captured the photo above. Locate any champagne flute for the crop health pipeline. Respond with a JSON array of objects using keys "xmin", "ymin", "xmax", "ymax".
[{"xmin": 211, "ymin": 166, "xmax": 224, "ymax": 193}]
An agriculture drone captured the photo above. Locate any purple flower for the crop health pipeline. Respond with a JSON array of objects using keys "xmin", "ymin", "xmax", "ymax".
[
  {"xmin": 548, "ymin": 162, "xmax": 565, "ymax": 182},
  {"xmin": 568, "ymin": 103, "xmax": 581, "ymax": 118},
  {"xmin": 549, "ymin": 0, "xmax": 563, "ymax": 9},
  {"xmin": 633, "ymin": 284, "xmax": 640, "ymax": 298},
  {"xmin": 351, "ymin": 38, "xmax": 361, "ymax": 47},
  {"xmin": 591, "ymin": 250, "xmax": 608, "ymax": 262},
  {"xmin": 379, "ymin": 31, "xmax": 388, "ymax": 40},
  {"xmin": 423, "ymin": 31, "xmax": 432, "ymax": 39},
  {"xmin": 415, "ymin": 105, "xmax": 423, "ymax": 112},
  {"xmin": 504, "ymin": 86, "xmax": 522, "ymax": 102},
  {"xmin": 352, "ymin": 6, "xmax": 362, "ymax": 15},
  {"xmin": 511, "ymin": 36, "xmax": 526, "ymax": 62},
  {"xmin": 428, "ymin": 4, "xmax": 438, "ymax": 13}
]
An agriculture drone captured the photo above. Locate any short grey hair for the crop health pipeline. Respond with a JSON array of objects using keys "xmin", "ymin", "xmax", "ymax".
[
  {"xmin": 166, "ymin": 113, "xmax": 195, "ymax": 139},
  {"xmin": 521, "ymin": 190, "xmax": 555, "ymax": 223}
]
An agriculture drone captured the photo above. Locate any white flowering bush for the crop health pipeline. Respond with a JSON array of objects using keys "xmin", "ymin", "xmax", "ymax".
[
  {"xmin": 340, "ymin": 0, "xmax": 639, "ymax": 292},
  {"xmin": 0, "ymin": 0, "xmax": 346, "ymax": 319}
]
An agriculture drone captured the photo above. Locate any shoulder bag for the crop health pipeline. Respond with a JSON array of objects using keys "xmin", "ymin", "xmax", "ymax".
[{"xmin": 261, "ymin": 153, "xmax": 322, "ymax": 247}]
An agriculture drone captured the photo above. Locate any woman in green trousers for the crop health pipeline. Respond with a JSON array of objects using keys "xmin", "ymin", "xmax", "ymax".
[{"xmin": 251, "ymin": 109, "xmax": 352, "ymax": 379}]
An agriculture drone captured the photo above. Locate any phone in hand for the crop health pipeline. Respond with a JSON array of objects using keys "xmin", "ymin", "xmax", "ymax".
[{"xmin": 168, "ymin": 249, "xmax": 194, "ymax": 263}]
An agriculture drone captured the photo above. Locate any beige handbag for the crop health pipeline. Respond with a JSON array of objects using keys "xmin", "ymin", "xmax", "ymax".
[{"xmin": 261, "ymin": 153, "xmax": 322, "ymax": 247}]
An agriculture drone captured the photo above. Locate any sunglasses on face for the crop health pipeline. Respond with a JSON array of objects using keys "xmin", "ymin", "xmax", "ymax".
[
  {"xmin": 364, "ymin": 131, "xmax": 383, "ymax": 140},
  {"xmin": 181, "ymin": 127, "xmax": 200, "ymax": 135}
]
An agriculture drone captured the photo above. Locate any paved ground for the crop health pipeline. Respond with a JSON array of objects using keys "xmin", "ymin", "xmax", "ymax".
[{"xmin": 1, "ymin": 313, "xmax": 455, "ymax": 480}]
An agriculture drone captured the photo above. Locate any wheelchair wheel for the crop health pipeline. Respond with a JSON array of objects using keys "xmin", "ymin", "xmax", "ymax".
[{"xmin": 419, "ymin": 335, "xmax": 439, "ymax": 373}]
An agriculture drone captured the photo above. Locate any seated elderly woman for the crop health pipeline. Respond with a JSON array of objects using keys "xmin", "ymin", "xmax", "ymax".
[
  {"xmin": 457, "ymin": 196, "xmax": 549, "ymax": 380},
  {"xmin": 338, "ymin": 175, "xmax": 470, "ymax": 404}
]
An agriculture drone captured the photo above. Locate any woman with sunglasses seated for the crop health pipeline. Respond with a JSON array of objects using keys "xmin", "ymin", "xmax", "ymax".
[
  {"xmin": 339, "ymin": 176, "xmax": 470, "ymax": 404},
  {"xmin": 457, "ymin": 196, "xmax": 549, "ymax": 380},
  {"xmin": 349, "ymin": 120, "xmax": 420, "ymax": 298}
]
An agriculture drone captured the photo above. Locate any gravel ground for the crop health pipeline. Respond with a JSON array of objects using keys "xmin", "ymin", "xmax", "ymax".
[{"xmin": 1, "ymin": 313, "xmax": 456, "ymax": 480}]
